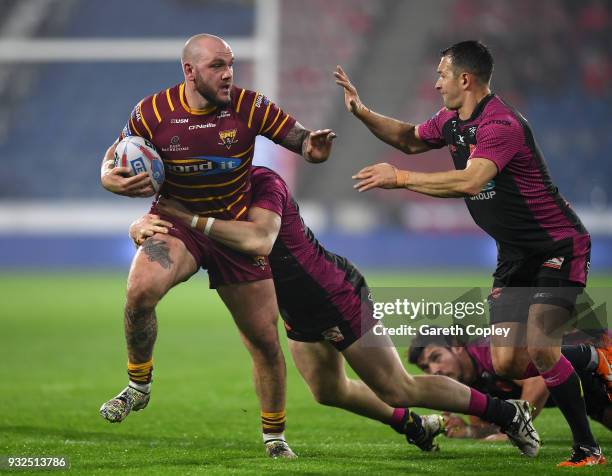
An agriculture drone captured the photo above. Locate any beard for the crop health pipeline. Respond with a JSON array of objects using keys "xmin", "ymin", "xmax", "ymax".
[{"xmin": 194, "ymin": 74, "xmax": 231, "ymax": 107}]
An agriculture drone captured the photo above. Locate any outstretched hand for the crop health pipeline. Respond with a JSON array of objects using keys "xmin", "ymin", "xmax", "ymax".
[
  {"xmin": 334, "ymin": 65, "xmax": 365, "ymax": 116},
  {"xmin": 352, "ymin": 163, "xmax": 402, "ymax": 192},
  {"xmin": 304, "ymin": 129, "xmax": 336, "ymax": 163},
  {"xmin": 442, "ymin": 413, "xmax": 469, "ymax": 438}
]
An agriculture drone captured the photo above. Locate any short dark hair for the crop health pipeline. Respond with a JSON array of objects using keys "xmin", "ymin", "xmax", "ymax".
[
  {"xmin": 440, "ymin": 40, "xmax": 494, "ymax": 84},
  {"xmin": 407, "ymin": 328, "xmax": 454, "ymax": 365}
]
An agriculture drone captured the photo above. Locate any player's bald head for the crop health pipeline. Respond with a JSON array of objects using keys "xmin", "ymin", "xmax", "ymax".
[
  {"xmin": 181, "ymin": 34, "xmax": 232, "ymax": 65},
  {"xmin": 181, "ymin": 33, "xmax": 234, "ymax": 107}
]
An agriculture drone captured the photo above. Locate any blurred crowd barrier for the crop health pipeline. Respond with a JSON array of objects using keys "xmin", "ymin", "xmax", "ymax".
[{"xmin": 0, "ymin": 0, "xmax": 610, "ymax": 270}]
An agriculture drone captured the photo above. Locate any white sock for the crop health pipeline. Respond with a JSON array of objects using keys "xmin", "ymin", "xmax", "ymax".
[
  {"xmin": 129, "ymin": 381, "xmax": 151, "ymax": 393},
  {"xmin": 263, "ymin": 432, "xmax": 285, "ymax": 443}
]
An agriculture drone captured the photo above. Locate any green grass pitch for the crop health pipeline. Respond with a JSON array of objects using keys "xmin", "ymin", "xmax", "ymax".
[{"xmin": 0, "ymin": 271, "xmax": 610, "ymax": 475}]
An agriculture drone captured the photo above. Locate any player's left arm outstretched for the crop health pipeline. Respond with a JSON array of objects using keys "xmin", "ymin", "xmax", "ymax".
[
  {"xmin": 352, "ymin": 158, "xmax": 498, "ymax": 197},
  {"xmin": 335, "ymin": 65, "xmax": 513, "ymax": 199},
  {"xmin": 334, "ymin": 65, "xmax": 431, "ymax": 155},
  {"xmin": 441, "ymin": 413, "xmax": 506, "ymax": 440},
  {"xmin": 280, "ymin": 122, "xmax": 337, "ymax": 163}
]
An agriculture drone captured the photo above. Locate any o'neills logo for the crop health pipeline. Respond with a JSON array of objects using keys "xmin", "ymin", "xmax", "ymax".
[
  {"xmin": 189, "ymin": 123, "xmax": 216, "ymax": 130},
  {"xmin": 218, "ymin": 129, "xmax": 238, "ymax": 149}
]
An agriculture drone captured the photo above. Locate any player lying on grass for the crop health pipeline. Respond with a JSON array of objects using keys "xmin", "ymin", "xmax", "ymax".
[
  {"xmin": 337, "ymin": 40, "xmax": 605, "ymax": 466},
  {"xmin": 408, "ymin": 331, "xmax": 612, "ymax": 439},
  {"xmin": 129, "ymin": 165, "xmax": 541, "ymax": 457}
]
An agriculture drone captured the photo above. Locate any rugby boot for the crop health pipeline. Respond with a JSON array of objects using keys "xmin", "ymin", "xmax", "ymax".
[
  {"xmin": 501, "ymin": 399, "xmax": 541, "ymax": 457},
  {"xmin": 99, "ymin": 384, "xmax": 150, "ymax": 423},
  {"xmin": 405, "ymin": 413, "xmax": 445, "ymax": 452},
  {"xmin": 264, "ymin": 439, "xmax": 297, "ymax": 459},
  {"xmin": 557, "ymin": 444, "xmax": 606, "ymax": 467},
  {"xmin": 594, "ymin": 334, "xmax": 612, "ymax": 401}
]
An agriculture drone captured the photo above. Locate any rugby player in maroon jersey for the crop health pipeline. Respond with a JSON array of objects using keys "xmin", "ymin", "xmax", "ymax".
[
  {"xmin": 407, "ymin": 332, "xmax": 612, "ymax": 438},
  {"xmin": 99, "ymin": 34, "xmax": 335, "ymax": 458},
  {"xmin": 337, "ymin": 40, "xmax": 606, "ymax": 466},
  {"xmin": 128, "ymin": 166, "xmax": 543, "ymax": 457}
]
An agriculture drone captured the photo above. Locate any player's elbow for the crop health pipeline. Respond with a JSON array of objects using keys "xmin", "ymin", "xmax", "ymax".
[
  {"xmin": 244, "ymin": 231, "xmax": 275, "ymax": 256},
  {"xmin": 251, "ymin": 236, "xmax": 275, "ymax": 256},
  {"xmin": 396, "ymin": 137, "xmax": 419, "ymax": 155},
  {"xmin": 461, "ymin": 178, "xmax": 486, "ymax": 197}
]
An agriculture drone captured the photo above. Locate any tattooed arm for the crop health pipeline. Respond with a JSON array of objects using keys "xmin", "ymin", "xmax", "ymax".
[{"xmin": 280, "ymin": 122, "xmax": 337, "ymax": 163}]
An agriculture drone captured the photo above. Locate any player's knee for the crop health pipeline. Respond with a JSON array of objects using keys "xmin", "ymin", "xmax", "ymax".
[
  {"xmin": 309, "ymin": 382, "xmax": 344, "ymax": 407},
  {"xmin": 491, "ymin": 349, "xmax": 523, "ymax": 378},
  {"xmin": 527, "ymin": 346, "xmax": 559, "ymax": 371},
  {"xmin": 493, "ymin": 359, "xmax": 524, "ymax": 378},
  {"xmin": 247, "ymin": 334, "xmax": 282, "ymax": 361},
  {"xmin": 126, "ymin": 279, "xmax": 164, "ymax": 310}
]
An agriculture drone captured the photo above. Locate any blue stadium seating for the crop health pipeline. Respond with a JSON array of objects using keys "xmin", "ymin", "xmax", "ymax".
[
  {"xmin": 53, "ymin": 0, "xmax": 254, "ymax": 38},
  {"xmin": 0, "ymin": 0, "xmax": 254, "ymax": 199}
]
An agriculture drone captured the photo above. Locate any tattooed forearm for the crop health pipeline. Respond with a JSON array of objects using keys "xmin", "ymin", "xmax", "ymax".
[
  {"xmin": 142, "ymin": 238, "xmax": 174, "ymax": 269},
  {"xmin": 280, "ymin": 122, "xmax": 310, "ymax": 155},
  {"xmin": 125, "ymin": 307, "xmax": 157, "ymax": 363}
]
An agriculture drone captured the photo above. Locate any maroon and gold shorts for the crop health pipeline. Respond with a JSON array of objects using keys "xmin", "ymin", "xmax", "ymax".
[{"xmin": 151, "ymin": 206, "xmax": 272, "ymax": 288}]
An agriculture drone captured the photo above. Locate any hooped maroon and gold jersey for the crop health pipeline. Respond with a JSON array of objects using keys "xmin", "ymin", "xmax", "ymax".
[{"xmin": 119, "ymin": 83, "xmax": 296, "ymax": 219}]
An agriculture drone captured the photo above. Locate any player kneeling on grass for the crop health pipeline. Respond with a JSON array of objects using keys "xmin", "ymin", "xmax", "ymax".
[
  {"xmin": 130, "ymin": 165, "xmax": 542, "ymax": 457},
  {"xmin": 408, "ymin": 331, "xmax": 612, "ymax": 439}
]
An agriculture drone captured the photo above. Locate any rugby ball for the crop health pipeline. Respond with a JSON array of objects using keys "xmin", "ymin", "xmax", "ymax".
[{"xmin": 114, "ymin": 136, "xmax": 165, "ymax": 192}]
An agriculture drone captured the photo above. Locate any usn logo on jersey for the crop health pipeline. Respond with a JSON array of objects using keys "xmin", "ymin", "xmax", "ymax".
[{"xmin": 166, "ymin": 156, "xmax": 242, "ymax": 176}]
